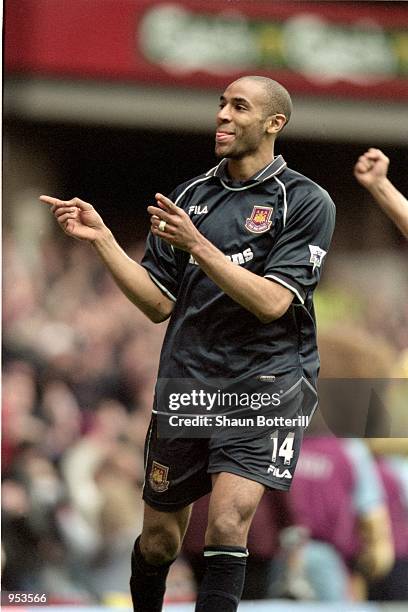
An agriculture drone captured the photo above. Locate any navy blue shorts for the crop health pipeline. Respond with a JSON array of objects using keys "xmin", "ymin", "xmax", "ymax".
[{"xmin": 142, "ymin": 379, "xmax": 312, "ymax": 511}]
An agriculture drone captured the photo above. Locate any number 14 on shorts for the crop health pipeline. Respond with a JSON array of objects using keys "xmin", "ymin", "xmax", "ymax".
[{"xmin": 270, "ymin": 431, "xmax": 295, "ymax": 465}]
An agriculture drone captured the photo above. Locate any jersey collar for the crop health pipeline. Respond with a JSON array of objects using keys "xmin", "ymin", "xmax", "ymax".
[{"xmin": 206, "ymin": 155, "xmax": 287, "ymax": 189}]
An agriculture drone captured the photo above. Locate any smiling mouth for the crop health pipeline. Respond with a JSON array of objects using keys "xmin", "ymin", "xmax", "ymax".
[{"xmin": 216, "ymin": 131, "xmax": 235, "ymax": 143}]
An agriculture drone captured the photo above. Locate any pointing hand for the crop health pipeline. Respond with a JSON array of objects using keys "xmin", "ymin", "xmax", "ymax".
[{"xmin": 39, "ymin": 195, "xmax": 106, "ymax": 242}]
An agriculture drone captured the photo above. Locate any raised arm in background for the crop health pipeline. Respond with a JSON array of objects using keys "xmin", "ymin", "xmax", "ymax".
[{"xmin": 354, "ymin": 148, "xmax": 408, "ymax": 239}]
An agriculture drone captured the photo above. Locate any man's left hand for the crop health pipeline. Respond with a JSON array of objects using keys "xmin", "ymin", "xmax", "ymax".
[{"xmin": 148, "ymin": 193, "xmax": 202, "ymax": 252}]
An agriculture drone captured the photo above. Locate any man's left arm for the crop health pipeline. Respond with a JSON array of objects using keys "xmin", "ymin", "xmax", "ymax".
[
  {"xmin": 149, "ymin": 185, "xmax": 335, "ymax": 323},
  {"xmin": 148, "ymin": 194, "xmax": 295, "ymax": 323}
]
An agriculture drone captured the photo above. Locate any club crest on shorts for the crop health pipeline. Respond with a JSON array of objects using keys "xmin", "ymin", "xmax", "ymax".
[
  {"xmin": 149, "ymin": 461, "xmax": 170, "ymax": 492},
  {"xmin": 245, "ymin": 205, "xmax": 273, "ymax": 234}
]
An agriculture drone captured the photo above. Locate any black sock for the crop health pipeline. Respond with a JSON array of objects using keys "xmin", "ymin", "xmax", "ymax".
[
  {"xmin": 129, "ymin": 536, "xmax": 174, "ymax": 612},
  {"xmin": 195, "ymin": 545, "xmax": 248, "ymax": 612}
]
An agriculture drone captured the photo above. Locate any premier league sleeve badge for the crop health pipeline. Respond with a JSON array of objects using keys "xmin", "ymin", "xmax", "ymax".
[{"xmin": 308, "ymin": 244, "xmax": 327, "ymax": 273}]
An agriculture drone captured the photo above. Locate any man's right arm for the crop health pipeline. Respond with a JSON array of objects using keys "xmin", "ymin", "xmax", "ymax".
[
  {"xmin": 39, "ymin": 195, "xmax": 174, "ymax": 323},
  {"xmin": 354, "ymin": 148, "xmax": 408, "ymax": 239},
  {"xmin": 92, "ymin": 228, "xmax": 174, "ymax": 322}
]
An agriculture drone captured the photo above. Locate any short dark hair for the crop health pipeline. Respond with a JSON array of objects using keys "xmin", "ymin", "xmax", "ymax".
[{"xmin": 236, "ymin": 76, "xmax": 293, "ymax": 126}]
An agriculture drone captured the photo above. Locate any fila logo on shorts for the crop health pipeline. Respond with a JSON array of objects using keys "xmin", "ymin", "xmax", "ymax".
[{"xmin": 267, "ymin": 465, "xmax": 292, "ymax": 479}]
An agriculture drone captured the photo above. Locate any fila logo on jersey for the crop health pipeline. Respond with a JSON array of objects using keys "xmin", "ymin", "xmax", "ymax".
[
  {"xmin": 308, "ymin": 244, "xmax": 327, "ymax": 272},
  {"xmin": 267, "ymin": 465, "xmax": 292, "ymax": 479},
  {"xmin": 189, "ymin": 247, "xmax": 253, "ymax": 266},
  {"xmin": 189, "ymin": 205, "xmax": 208, "ymax": 215}
]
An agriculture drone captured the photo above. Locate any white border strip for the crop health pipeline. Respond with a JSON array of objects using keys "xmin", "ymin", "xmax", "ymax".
[
  {"xmin": 204, "ymin": 550, "xmax": 249, "ymax": 558},
  {"xmin": 265, "ymin": 274, "xmax": 304, "ymax": 305},
  {"xmin": 262, "ymin": 161, "xmax": 287, "ymax": 182},
  {"xmin": 174, "ymin": 175, "xmax": 212, "ymax": 205},
  {"xmin": 219, "ymin": 161, "xmax": 287, "ymax": 192},
  {"xmin": 278, "ymin": 377, "xmax": 302, "ymax": 400},
  {"xmin": 206, "ymin": 158, "xmax": 225, "ymax": 176},
  {"xmin": 301, "ymin": 376, "xmax": 318, "ymax": 398},
  {"xmin": 301, "ymin": 375, "xmax": 319, "ymax": 420},
  {"xmin": 254, "ymin": 158, "xmax": 278, "ymax": 179},
  {"xmin": 148, "ymin": 272, "xmax": 177, "ymax": 302},
  {"xmin": 142, "ymin": 420, "xmax": 154, "ymax": 493},
  {"xmin": 273, "ymin": 175, "xmax": 288, "ymax": 227},
  {"xmin": 220, "ymin": 178, "xmax": 257, "ymax": 192},
  {"xmin": 205, "ymin": 164, "xmax": 218, "ymax": 176}
]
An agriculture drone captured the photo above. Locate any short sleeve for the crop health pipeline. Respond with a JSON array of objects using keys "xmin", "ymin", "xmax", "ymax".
[
  {"xmin": 264, "ymin": 188, "xmax": 335, "ymax": 305},
  {"xmin": 141, "ymin": 232, "xmax": 179, "ymax": 302}
]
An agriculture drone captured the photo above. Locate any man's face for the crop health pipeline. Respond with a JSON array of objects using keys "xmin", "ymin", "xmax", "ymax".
[{"xmin": 215, "ymin": 79, "xmax": 269, "ymax": 160}]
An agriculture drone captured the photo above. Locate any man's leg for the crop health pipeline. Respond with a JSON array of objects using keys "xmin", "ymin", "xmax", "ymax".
[
  {"xmin": 195, "ymin": 472, "xmax": 265, "ymax": 612},
  {"xmin": 130, "ymin": 501, "xmax": 192, "ymax": 612}
]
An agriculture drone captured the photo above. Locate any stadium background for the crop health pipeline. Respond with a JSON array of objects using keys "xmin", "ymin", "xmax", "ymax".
[{"xmin": 2, "ymin": 1, "xmax": 408, "ymax": 610}]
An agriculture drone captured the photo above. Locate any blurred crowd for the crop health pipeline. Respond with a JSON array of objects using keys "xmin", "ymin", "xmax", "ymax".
[{"xmin": 2, "ymin": 230, "xmax": 408, "ymax": 604}]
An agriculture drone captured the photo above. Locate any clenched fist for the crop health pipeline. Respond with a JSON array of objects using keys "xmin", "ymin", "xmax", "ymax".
[{"xmin": 354, "ymin": 148, "xmax": 389, "ymax": 191}]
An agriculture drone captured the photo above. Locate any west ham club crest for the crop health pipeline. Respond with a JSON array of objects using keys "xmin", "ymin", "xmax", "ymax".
[
  {"xmin": 149, "ymin": 461, "xmax": 170, "ymax": 492},
  {"xmin": 245, "ymin": 205, "xmax": 273, "ymax": 234}
]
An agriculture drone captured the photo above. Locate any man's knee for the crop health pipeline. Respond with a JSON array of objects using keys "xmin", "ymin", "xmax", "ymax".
[
  {"xmin": 206, "ymin": 510, "xmax": 250, "ymax": 546},
  {"xmin": 205, "ymin": 473, "xmax": 264, "ymax": 547},
  {"xmin": 140, "ymin": 524, "xmax": 181, "ymax": 565}
]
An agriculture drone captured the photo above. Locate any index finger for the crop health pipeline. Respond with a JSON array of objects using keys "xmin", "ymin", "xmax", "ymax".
[
  {"xmin": 39, "ymin": 195, "xmax": 65, "ymax": 206},
  {"xmin": 155, "ymin": 193, "xmax": 177, "ymax": 210}
]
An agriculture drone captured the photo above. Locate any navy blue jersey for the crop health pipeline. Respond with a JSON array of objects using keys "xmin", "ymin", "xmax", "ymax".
[{"xmin": 142, "ymin": 156, "xmax": 335, "ymax": 387}]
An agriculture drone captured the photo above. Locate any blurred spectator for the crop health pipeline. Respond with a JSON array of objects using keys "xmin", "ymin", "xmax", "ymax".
[
  {"xmin": 1, "ymin": 234, "xmax": 159, "ymax": 600},
  {"xmin": 289, "ymin": 325, "xmax": 402, "ymax": 602},
  {"xmin": 366, "ymin": 441, "xmax": 408, "ymax": 601},
  {"xmin": 2, "ymin": 450, "xmax": 90, "ymax": 601},
  {"xmin": 2, "ymin": 479, "xmax": 42, "ymax": 591},
  {"xmin": 2, "ymin": 361, "xmax": 46, "ymax": 473},
  {"xmin": 2, "ymin": 227, "xmax": 407, "ymax": 600},
  {"xmin": 40, "ymin": 380, "xmax": 83, "ymax": 461},
  {"xmin": 290, "ymin": 435, "xmax": 394, "ymax": 600}
]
